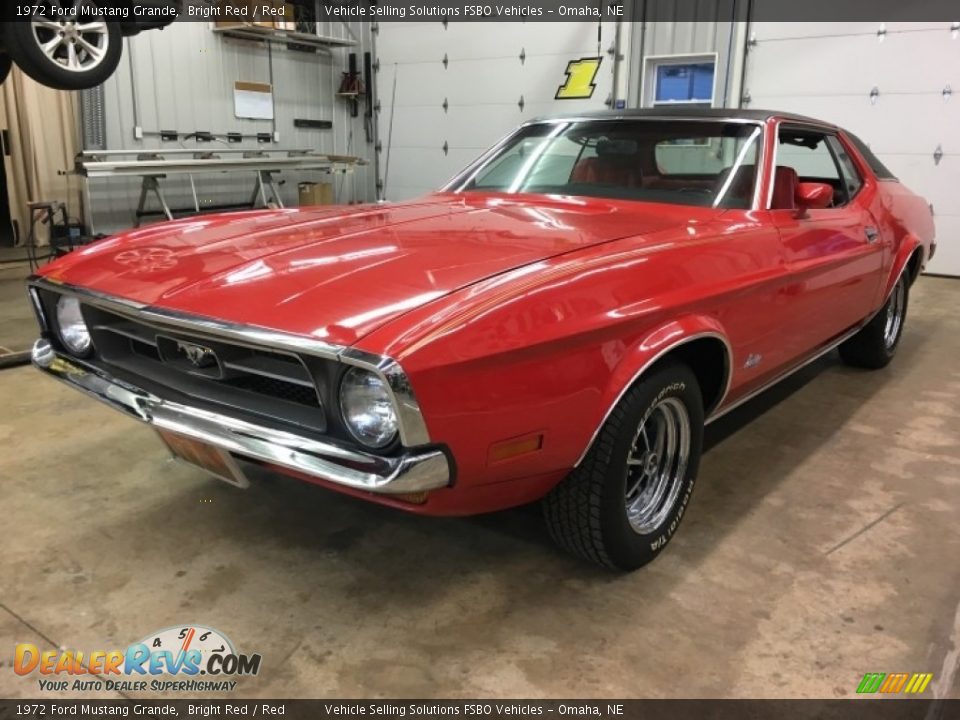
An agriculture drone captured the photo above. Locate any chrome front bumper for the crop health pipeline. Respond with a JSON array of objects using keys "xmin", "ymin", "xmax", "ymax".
[{"xmin": 32, "ymin": 339, "xmax": 451, "ymax": 495}]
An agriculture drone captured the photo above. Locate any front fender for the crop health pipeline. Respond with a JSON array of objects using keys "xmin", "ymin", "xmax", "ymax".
[{"xmin": 576, "ymin": 315, "xmax": 732, "ymax": 466}]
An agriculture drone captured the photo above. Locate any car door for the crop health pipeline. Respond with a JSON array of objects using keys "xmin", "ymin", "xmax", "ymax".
[{"xmin": 769, "ymin": 124, "xmax": 883, "ymax": 361}]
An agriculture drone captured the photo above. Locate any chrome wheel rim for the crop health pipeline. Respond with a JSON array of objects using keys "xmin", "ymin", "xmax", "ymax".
[
  {"xmin": 30, "ymin": 2, "xmax": 110, "ymax": 74},
  {"xmin": 883, "ymin": 279, "xmax": 905, "ymax": 350},
  {"xmin": 625, "ymin": 396, "xmax": 691, "ymax": 535}
]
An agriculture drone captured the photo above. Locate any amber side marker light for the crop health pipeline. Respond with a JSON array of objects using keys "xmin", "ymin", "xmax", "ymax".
[
  {"xmin": 392, "ymin": 491, "xmax": 430, "ymax": 505},
  {"xmin": 488, "ymin": 433, "xmax": 544, "ymax": 464}
]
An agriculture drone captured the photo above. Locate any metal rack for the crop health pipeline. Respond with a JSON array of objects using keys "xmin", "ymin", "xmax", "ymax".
[
  {"xmin": 74, "ymin": 150, "xmax": 365, "ymax": 233},
  {"xmin": 211, "ymin": 24, "xmax": 357, "ymax": 50}
]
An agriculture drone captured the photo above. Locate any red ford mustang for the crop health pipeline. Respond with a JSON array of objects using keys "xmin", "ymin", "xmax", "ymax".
[{"xmin": 28, "ymin": 109, "xmax": 935, "ymax": 570}]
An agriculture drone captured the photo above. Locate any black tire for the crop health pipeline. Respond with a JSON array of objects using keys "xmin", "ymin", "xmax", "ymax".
[
  {"xmin": 543, "ymin": 362, "xmax": 704, "ymax": 571},
  {"xmin": 3, "ymin": 17, "xmax": 122, "ymax": 91},
  {"xmin": 0, "ymin": 54, "xmax": 11, "ymax": 85},
  {"xmin": 839, "ymin": 273, "xmax": 909, "ymax": 370}
]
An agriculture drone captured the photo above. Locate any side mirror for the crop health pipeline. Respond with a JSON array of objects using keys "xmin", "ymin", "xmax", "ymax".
[{"xmin": 796, "ymin": 182, "xmax": 833, "ymax": 211}]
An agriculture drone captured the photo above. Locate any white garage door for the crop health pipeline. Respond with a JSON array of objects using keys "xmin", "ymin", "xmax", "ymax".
[
  {"xmin": 375, "ymin": 22, "xmax": 613, "ymax": 200},
  {"xmin": 743, "ymin": 22, "xmax": 960, "ymax": 276}
]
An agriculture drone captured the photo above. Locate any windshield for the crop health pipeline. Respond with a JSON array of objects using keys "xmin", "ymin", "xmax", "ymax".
[{"xmin": 446, "ymin": 119, "xmax": 763, "ymax": 209}]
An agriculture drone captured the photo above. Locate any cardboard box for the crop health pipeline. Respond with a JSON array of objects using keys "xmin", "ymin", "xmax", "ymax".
[{"xmin": 298, "ymin": 182, "xmax": 334, "ymax": 207}]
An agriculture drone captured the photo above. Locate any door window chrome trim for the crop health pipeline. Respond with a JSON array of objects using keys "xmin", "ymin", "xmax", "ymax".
[{"xmin": 28, "ymin": 276, "xmax": 433, "ymax": 447}]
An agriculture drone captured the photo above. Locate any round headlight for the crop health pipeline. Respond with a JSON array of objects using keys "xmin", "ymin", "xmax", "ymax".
[
  {"xmin": 55, "ymin": 296, "xmax": 92, "ymax": 355},
  {"xmin": 339, "ymin": 367, "xmax": 399, "ymax": 449}
]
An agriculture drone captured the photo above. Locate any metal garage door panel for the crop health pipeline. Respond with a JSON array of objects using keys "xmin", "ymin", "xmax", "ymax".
[
  {"xmin": 377, "ymin": 62, "xmax": 453, "ymax": 108},
  {"xmin": 925, "ymin": 215, "xmax": 960, "ymax": 276},
  {"xmin": 748, "ymin": 32, "xmax": 958, "ymax": 97},
  {"xmin": 379, "ymin": 22, "xmax": 606, "ymax": 66},
  {"xmin": 384, "ymin": 147, "xmax": 479, "ymax": 200},
  {"xmin": 442, "ymin": 21, "xmax": 608, "ymax": 58},
  {"xmin": 376, "ymin": 23, "xmax": 613, "ymax": 203},
  {"xmin": 750, "ymin": 22, "xmax": 875, "ymax": 41},
  {"xmin": 376, "ymin": 22, "xmax": 449, "ymax": 63},
  {"xmin": 443, "ymin": 106, "xmax": 522, "ymax": 149},
  {"xmin": 387, "ymin": 106, "xmax": 516, "ymax": 153},
  {"xmin": 883, "ymin": 154, "xmax": 959, "ymax": 219},
  {"xmin": 752, "ymin": 22, "xmax": 946, "ymax": 41},
  {"xmin": 439, "ymin": 55, "xmax": 610, "ymax": 107},
  {"xmin": 517, "ymin": 54, "xmax": 612, "ymax": 106},
  {"xmin": 387, "ymin": 106, "xmax": 446, "ymax": 148},
  {"xmin": 384, "ymin": 147, "xmax": 451, "ymax": 198}
]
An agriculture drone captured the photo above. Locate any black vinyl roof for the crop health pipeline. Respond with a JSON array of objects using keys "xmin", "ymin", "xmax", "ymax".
[{"xmin": 532, "ymin": 107, "xmax": 837, "ymax": 128}]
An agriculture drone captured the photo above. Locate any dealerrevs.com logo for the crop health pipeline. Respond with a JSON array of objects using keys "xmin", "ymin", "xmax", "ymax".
[{"xmin": 14, "ymin": 625, "xmax": 262, "ymax": 693}]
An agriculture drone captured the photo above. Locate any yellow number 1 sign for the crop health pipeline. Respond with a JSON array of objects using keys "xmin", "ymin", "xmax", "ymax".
[{"xmin": 556, "ymin": 57, "xmax": 603, "ymax": 100}]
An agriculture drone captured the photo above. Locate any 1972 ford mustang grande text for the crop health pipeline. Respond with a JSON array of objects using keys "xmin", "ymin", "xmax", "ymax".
[{"xmin": 28, "ymin": 109, "xmax": 936, "ymax": 570}]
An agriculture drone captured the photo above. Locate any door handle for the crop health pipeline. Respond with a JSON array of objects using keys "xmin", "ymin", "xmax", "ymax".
[{"xmin": 864, "ymin": 227, "xmax": 880, "ymax": 243}]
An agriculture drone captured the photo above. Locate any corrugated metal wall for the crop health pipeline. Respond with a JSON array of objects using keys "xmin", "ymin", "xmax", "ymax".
[
  {"xmin": 86, "ymin": 20, "xmax": 376, "ymax": 234},
  {"xmin": 625, "ymin": 3, "xmax": 744, "ymax": 108}
]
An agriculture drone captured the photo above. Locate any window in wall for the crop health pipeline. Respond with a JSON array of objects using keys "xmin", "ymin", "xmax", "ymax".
[{"xmin": 652, "ymin": 61, "xmax": 716, "ymax": 106}]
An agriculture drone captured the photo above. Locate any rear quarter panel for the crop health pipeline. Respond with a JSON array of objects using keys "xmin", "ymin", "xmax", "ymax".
[
  {"xmin": 873, "ymin": 180, "xmax": 935, "ymax": 296},
  {"xmin": 842, "ymin": 131, "xmax": 935, "ymax": 299}
]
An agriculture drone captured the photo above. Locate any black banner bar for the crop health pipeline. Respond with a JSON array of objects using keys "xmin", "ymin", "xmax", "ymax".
[
  {"xmin": 0, "ymin": 0, "xmax": 959, "ymax": 23},
  {"xmin": 0, "ymin": 700, "xmax": 958, "ymax": 720}
]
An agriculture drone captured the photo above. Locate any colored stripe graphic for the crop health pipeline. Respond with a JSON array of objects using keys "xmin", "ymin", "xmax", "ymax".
[
  {"xmin": 880, "ymin": 673, "xmax": 909, "ymax": 693},
  {"xmin": 857, "ymin": 673, "xmax": 885, "ymax": 694},
  {"xmin": 857, "ymin": 671, "xmax": 933, "ymax": 694},
  {"xmin": 904, "ymin": 673, "xmax": 933, "ymax": 694}
]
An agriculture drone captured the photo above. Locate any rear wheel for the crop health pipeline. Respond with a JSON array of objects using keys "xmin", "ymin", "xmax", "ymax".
[
  {"xmin": 543, "ymin": 363, "xmax": 704, "ymax": 571},
  {"xmin": 839, "ymin": 273, "xmax": 909, "ymax": 369},
  {"xmin": 3, "ymin": 10, "xmax": 122, "ymax": 91}
]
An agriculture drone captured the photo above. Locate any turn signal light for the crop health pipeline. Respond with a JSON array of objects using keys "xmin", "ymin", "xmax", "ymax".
[{"xmin": 488, "ymin": 433, "xmax": 544, "ymax": 464}]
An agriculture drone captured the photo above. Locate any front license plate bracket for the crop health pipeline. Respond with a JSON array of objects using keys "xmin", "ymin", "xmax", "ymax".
[{"xmin": 156, "ymin": 429, "xmax": 251, "ymax": 488}]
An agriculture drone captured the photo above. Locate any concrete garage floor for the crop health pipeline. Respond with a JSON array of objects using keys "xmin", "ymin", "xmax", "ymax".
[
  {"xmin": 1, "ymin": 277, "xmax": 958, "ymax": 700},
  {"xmin": 0, "ymin": 271, "xmax": 35, "ymax": 356}
]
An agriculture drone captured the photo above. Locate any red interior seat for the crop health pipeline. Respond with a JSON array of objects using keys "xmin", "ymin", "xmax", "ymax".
[
  {"xmin": 570, "ymin": 156, "xmax": 640, "ymax": 187},
  {"xmin": 771, "ymin": 166, "xmax": 799, "ymax": 210}
]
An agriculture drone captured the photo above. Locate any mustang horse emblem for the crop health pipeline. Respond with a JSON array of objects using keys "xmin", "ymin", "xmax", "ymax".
[{"xmin": 175, "ymin": 341, "xmax": 217, "ymax": 369}]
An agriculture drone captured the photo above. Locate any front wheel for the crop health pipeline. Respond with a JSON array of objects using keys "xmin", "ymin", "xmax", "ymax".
[
  {"xmin": 3, "ymin": 17, "xmax": 122, "ymax": 91},
  {"xmin": 839, "ymin": 273, "xmax": 909, "ymax": 370},
  {"xmin": 543, "ymin": 363, "xmax": 704, "ymax": 571}
]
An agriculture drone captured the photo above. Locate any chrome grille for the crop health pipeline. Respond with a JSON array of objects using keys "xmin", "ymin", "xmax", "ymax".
[{"xmin": 82, "ymin": 305, "xmax": 327, "ymax": 434}]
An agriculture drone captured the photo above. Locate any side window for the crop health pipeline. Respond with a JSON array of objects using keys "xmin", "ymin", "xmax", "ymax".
[
  {"xmin": 776, "ymin": 128, "xmax": 845, "ymax": 207},
  {"xmin": 827, "ymin": 136, "xmax": 863, "ymax": 201}
]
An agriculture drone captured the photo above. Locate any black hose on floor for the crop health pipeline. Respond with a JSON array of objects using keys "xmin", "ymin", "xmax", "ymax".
[{"xmin": 0, "ymin": 350, "xmax": 31, "ymax": 369}]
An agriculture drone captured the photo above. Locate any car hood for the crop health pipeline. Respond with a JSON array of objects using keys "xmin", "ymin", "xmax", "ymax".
[{"xmin": 42, "ymin": 193, "xmax": 703, "ymax": 346}]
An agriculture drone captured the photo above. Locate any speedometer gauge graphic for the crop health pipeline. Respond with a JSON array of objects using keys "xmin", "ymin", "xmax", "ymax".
[{"xmin": 137, "ymin": 625, "xmax": 235, "ymax": 670}]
